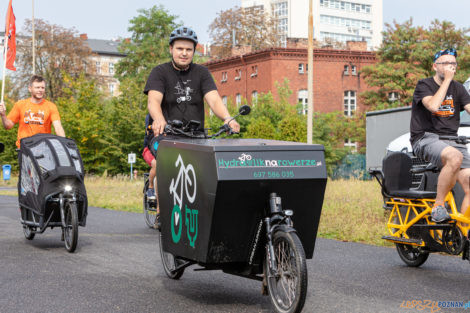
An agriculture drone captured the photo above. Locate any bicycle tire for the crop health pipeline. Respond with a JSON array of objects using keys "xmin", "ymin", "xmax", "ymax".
[
  {"xmin": 395, "ymin": 243, "xmax": 429, "ymax": 267},
  {"xmin": 23, "ymin": 225, "xmax": 35, "ymax": 240},
  {"xmin": 143, "ymin": 180, "xmax": 158, "ymax": 228},
  {"xmin": 266, "ymin": 230, "xmax": 307, "ymax": 313},
  {"xmin": 64, "ymin": 201, "xmax": 79, "ymax": 253},
  {"xmin": 158, "ymin": 231, "xmax": 184, "ymax": 279}
]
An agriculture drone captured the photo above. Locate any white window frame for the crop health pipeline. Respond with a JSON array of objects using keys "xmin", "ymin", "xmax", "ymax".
[
  {"xmin": 298, "ymin": 89, "xmax": 308, "ymax": 115},
  {"xmin": 351, "ymin": 65, "xmax": 357, "ymax": 75},
  {"xmin": 221, "ymin": 71, "xmax": 228, "ymax": 83},
  {"xmin": 96, "ymin": 61, "xmax": 101, "ymax": 74},
  {"xmin": 344, "ymin": 138, "xmax": 357, "ymax": 152},
  {"xmin": 250, "ymin": 65, "xmax": 258, "ymax": 78},
  {"xmin": 236, "ymin": 93, "xmax": 241, "ymax": 106},
  {"xmin": 252, "ymin": 91, "xmax": 258, "ymax": 105},
  {"xmin": 298, "ymin": 63, "xmax": 304, "ymax": 74},
  {"xmin": 234, "ymin": 69, "xmax": 242, "ymax": 81},
  {"xmin": 344, "ymin": 90, "xmax": 356, "ymax": 117},
  {"xmin": 222, "ymin": 96, "xmax": 228, "ymax": 106},
  {"xmin": 109, "ymin": 62, "xmax": 114, "ymax": 75}
]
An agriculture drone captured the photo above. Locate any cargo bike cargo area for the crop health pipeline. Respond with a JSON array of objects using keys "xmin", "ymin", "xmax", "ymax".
[
  {"xmin": 157, "ymin": 135, "xmax": 327, "ymax": 313},
  {"xmin": 17, "ymin": 134, "xmax": 87, "ymax": 252}
]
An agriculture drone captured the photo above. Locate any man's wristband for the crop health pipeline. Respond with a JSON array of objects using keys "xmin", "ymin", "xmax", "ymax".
[{"xmin": 223, "ymin": 116, "xmax": 233, "ymax": 122}]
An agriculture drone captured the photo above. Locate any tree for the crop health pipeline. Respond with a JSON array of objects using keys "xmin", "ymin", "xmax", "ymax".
[
  {"xmin": 361, "ymin": 19, "xmax": 470, "ymax": 110},
  {"xmin": 13, "ymin": 19, "xmax": 94, "ymax": 101},
  {"xmin": 115, "ymin": 5, "xmax": 179, "ymax": 87},
  {"xmin": 208, "ymin": 6, "xmax": 282, "ymax": 58}
]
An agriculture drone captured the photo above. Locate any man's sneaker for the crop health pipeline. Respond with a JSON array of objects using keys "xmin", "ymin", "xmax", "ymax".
[
  {"xmin": 146, "ymin": 188, "xmax": 156, "ymax": 200},
  {"xmin": 431, "ymin": 205, "xmax": 451, "ymax": 223}
]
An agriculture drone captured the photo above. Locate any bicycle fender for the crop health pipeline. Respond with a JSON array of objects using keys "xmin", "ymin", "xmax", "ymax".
[{"xmin": 272, "ymin": 224, "xmax": 297, "ymax": 234}]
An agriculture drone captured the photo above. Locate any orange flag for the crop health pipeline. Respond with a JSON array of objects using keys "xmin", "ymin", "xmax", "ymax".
[{"xmin": 5, "ymin": 0, "xmax": 16, "ymax": 71}]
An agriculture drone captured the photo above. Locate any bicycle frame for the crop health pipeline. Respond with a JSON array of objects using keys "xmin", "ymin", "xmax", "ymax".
[{"xmin": 385, "ymin": 192, "xmax": 470, "ymax": 246}]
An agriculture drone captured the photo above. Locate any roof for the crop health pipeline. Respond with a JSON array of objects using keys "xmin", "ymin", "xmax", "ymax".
[{"xmin": 85, "ymin": 39, "xmax": 126, "ymax": 57}]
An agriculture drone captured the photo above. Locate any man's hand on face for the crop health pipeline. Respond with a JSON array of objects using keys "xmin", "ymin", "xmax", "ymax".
[
  {"xmin": 152, "ymin": 116, "xmax": 167, "ymax": 135},
  {"xmin": 0, "ymin": 102, "xmax": 6, "ymax": 117},
  {"xmin": 444, "ymin": 64, "xmax": 456, "ymax": 81}
]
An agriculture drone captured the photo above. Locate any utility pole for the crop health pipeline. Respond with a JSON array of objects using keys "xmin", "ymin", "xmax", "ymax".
[
  {"xmin": 307, "ymin": 0, "xmax": 314, "ymax": 144},
  {"xmin": 32, "ymin": 0, "xmax": 35, "ymax": 74}
]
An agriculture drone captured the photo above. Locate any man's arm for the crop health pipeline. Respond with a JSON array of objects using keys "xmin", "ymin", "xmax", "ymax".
[
  {"xmin": 52, "ymin": 120, "xmax": 66, "ymax": 137},
  {"xmin": 0, "ymin": 102, "xmax": 15, "ymax": 129},
  {"xmin": 422, "ymin": 68, "xmax": 455, "ymax": 113},
  {"xmin": 204, "ymin": 90, "xmax": 240, "ymax": 132},
  {"xmin": 147, "ymin": 90, "xmax": 167, "ymax": 135}
]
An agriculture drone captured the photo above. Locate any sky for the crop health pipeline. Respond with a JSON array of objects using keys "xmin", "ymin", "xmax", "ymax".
[
  {"xmin": 2, "ymin": 0, "xmax": 469, "ymax": 43},
  {"xmin": 0, "ymin": 0, "xmax": 469, "ymax": 76}
]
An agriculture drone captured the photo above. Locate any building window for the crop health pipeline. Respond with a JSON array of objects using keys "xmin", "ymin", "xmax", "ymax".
[
  {"xmin": 273, "ymin": 1, "xmax": 288, "ymax": 17},
  {"xmin": 344, "ymin": 90, "xmax": 356, "ymax": 117},
  {"xmin": 388, "ymin": 92, "xmax": 400, "ymax": 102},
  {"xmin": 344, "ymin": 139, "xmax": 357, "ymax": 152},
  {"xmin": 251, "ymin": 65, "xmax": 258, "ymax": 78},
  {"xmin": 236, "ymin": 93, "xmax": 241, "ymax": 106},
  {"xmin": 252, "ymin": 91, "xmax": 258, "ymax": 105},
  {"xmin": 298, "ymin": 89, "xmax": 308, "ymax": 115},
  {"xmin": 320, "ymin": 31, "xmax": 371, "ymax": 46},
  {"xmin": 222, "ymin": 96, "xmax": 227, "ymax": 106},
  {"xmin": 109, "ymin": 83, "xmax": 115, "ymax": 95},
  {"xmin": 234, "ymin": 69, "xmax": 242, "ymax": 81},
  {"xmin": 320, "ymin": 0, "xmax": 371, "ymax": 14},
  {"xmin": 109, "ymin": 62, "xmax": 114, "ymax": 75},
  {"xmin": 298, "ymin": 64, "xmax": 304, "ymax": 74},
  {"xmin": 344, "ymin": 65, "xmax": 349, "ymax": 75},
  {"xmin": 320, "ymin": 14, "xmax": 371, "ymax": 30},
  {"xmin": 351, "ymin": 65, "xmax": 357, "ymax": 75},
  {"xmin": 221, "ymin": 71, "xmax": 228, "ymax": 83},
  {"xmin": 96, "ymin": 61, "xmax": 101, "ymax": 74}
]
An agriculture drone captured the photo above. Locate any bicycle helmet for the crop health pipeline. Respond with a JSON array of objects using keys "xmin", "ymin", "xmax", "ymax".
[{"xmin": 169, "ymin": 26, "xmax": 198, "ymax": 46}]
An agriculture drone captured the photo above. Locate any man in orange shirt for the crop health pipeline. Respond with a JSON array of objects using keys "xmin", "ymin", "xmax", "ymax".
[{"xmin": 0, "ymin": 75, "xmax": 65, "ymax": 147}]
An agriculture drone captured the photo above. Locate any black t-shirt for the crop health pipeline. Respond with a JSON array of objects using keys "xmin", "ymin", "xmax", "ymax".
[
  {"xmin": 143, "ymin": 62, "xmax": 217, "ymax": 131},
  {"xmin": 410, "ymin": 77, "xmax": 470, "ymax": 145}
]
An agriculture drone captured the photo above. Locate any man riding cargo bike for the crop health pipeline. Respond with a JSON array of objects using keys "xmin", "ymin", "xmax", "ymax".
[
  {"xmin": 0, "ymin": 75, "xmax": 87, "ymax": 252},
  {"xmin": 142, "ymin": 26, "xmax": 239, "ymax": 229}
]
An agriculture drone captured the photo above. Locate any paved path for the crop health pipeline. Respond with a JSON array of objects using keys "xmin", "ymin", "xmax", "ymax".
[{"xmin": 1, "ymin": 195, "xmax": 469, "ymax": 313}]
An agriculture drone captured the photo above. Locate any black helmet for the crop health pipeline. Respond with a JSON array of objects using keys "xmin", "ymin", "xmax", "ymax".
[{"xmin": 169, "ymin": 26, "xmax": 198, "ymax": 46}]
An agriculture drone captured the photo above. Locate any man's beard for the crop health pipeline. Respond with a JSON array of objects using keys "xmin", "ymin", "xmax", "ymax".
[{"xmin": 172, "ymin": 58, "xmax": 190, "ymax": 71}]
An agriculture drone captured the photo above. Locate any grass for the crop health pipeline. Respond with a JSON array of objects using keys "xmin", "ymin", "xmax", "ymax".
[{"xmin": 0, "ymin": 176, "xmax": 392, "ymax": 246}]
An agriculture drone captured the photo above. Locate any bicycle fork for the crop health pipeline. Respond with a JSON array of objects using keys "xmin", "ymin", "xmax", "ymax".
[{"xmin": 265, "ymin": 193, "xmax": 295, "ymax": 276}]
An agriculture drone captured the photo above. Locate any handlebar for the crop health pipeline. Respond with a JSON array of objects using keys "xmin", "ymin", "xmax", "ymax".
[{"xmin": 148, "ymin": 105, "xmax": 251, "ymax": 140}]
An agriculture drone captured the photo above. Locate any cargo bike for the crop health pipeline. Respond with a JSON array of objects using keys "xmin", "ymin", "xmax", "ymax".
[
  {"xmin": 156, "ymin": 106, "xmax": 327, "ymax": 313},
  {"xmin": 17, "ymin": 134, "xmax": 87, "ymax": 253}
]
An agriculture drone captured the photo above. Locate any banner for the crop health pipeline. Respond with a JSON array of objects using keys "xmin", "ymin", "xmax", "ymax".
[{"xmin": 5, "ymin": 0, "xmax": 16, "ymax": 71}]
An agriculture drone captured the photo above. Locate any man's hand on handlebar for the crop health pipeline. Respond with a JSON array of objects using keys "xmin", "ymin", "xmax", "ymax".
[
  {"xmin": 225, "ymin": 119, "xmax": 240, "ymax": 133},
  {"xmin": 152, "ymin": 116, "xmax": 167, "ymax": 135}
]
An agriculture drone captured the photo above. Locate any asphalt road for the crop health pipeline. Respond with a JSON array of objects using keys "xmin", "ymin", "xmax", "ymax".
[{"xmin": 1, "ymin": 195, "xmax": 470, "ymax": 313}]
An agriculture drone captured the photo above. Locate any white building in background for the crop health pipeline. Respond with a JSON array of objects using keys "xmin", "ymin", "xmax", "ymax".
[{"xmin": 241, "ymin": 0, "xmax": 383, "ymax": 50}]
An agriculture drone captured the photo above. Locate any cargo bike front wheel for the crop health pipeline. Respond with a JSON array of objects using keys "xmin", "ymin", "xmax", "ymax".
[
  {"xmin": 158, "ymin": 231, "xmax": 185, "ymax": 279},
  {"xmin": 63, "ymin": 201, "xmax": 79, "ymax": 253},
  {"xmin": 265, "ymin": 230, "xmax": 307, "ymax": 313}
]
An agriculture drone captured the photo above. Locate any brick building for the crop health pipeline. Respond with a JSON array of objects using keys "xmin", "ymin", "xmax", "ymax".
[{"xmin": 204, "ymin": 41, "xmax": 377, "ymax": 117}]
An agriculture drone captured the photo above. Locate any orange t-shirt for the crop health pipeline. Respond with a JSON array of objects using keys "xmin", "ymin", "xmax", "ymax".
[{"xmin": 7, "ymin": 98, "xmax": 61, "ymax": 147}]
